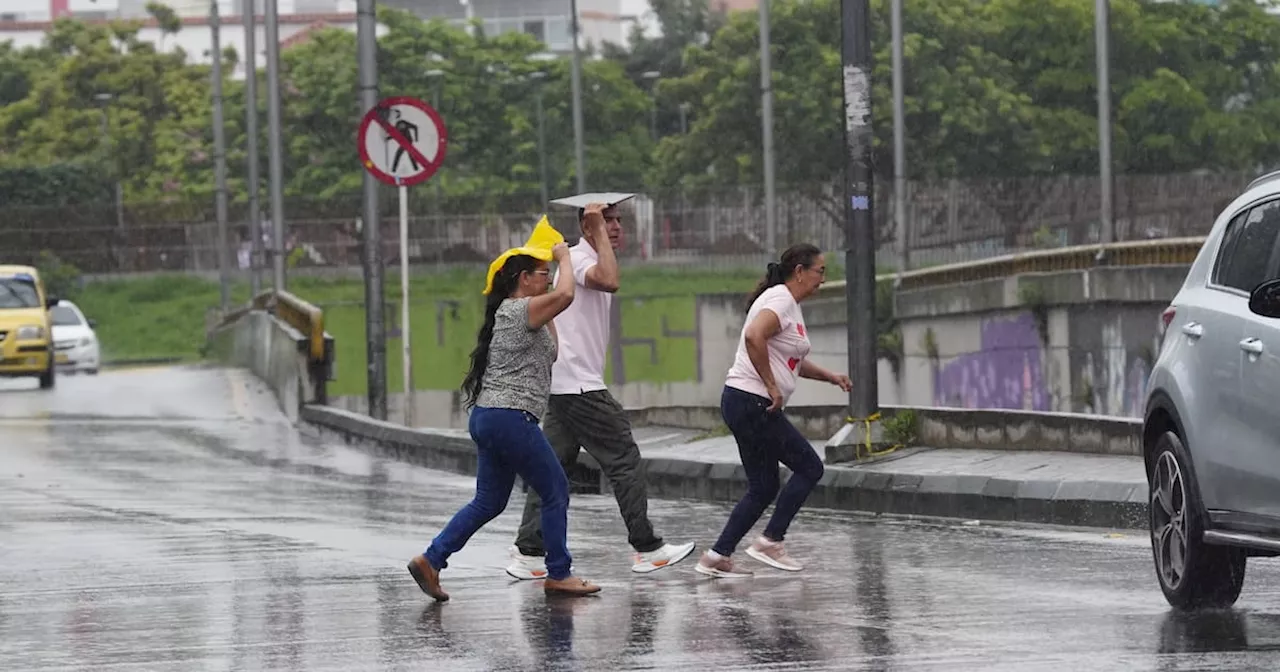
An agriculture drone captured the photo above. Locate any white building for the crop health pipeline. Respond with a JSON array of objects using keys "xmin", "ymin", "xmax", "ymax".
[{"xmin": 0, "ymin": 0, "xmax": 637, "ymax": 72}]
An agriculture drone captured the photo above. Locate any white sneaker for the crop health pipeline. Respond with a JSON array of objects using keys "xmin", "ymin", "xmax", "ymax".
[
  {"xmin": 504, "ymin": 546, "xmax": 549, "ymax": 580},
  {"xmin": 632, "ymin": 541, "xmax": 697, "ymax": 574}
]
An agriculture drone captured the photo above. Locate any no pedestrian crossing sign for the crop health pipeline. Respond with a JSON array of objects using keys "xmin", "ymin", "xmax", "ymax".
[{"xmin": 357, "ymin": 96, "xmax": 448, "ymax": 187}]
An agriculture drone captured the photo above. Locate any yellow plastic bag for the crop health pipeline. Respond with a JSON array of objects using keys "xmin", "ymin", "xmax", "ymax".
[{"xmin": 482, "ymin": 216, "xmax": 564, "ymax": 295}]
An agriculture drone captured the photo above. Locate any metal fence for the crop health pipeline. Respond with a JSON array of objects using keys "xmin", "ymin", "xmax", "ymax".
[{"xmin": 0, "ymin": 171, "xmax": 1251, "ymax": 275}]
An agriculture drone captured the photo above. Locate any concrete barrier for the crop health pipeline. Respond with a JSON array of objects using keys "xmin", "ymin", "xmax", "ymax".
[{"xmin": 207, "ymin": 309, "xmax": 317, "ymax": 422}]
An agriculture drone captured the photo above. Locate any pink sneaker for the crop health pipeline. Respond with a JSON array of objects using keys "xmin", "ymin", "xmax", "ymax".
[
  {"xmin": 745, "ymin": 537, "xmax": 803, "ymax": 572},
  {"xmin": 693, "ymin": 551, "xmax": 754, "ymax": 578}
]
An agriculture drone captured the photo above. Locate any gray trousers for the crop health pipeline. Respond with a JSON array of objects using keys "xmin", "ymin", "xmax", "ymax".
[{"xmin": 514, "ymin": 390, "xmax": 664, "ymax": 556}]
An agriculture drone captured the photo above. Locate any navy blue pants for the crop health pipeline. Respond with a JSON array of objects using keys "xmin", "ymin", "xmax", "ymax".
[
  {"xmin": 425, "ymin": 406, "xmax": 573, "ymax": 580},
  {"xmin": 711, "ymin": 386, "xmax": 825, "ymax": 557}
]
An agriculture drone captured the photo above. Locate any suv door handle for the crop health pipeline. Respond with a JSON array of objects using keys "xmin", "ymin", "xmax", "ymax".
[
  {"xmin": 1241, "ymin": 338, "xmax": 1265, "ymax": 355},
  {"xmin": 1182, "ymin": 322, "xmax": 1204, "ymax": 338}
]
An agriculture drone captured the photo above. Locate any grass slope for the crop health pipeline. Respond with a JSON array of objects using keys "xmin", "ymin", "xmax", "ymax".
[{"xmin": 74, "ymin": 265, "xmax": 765, "ymax": 396}]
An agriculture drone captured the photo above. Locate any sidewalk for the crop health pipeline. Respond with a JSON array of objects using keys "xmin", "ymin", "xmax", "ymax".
[
  {"xmin": 300, "ymin": 406, "xmax": 1150, "ymax": 531},
  {"xmin": 626, "ymin": 426, "xmax": 1147, "ymax": 530}
]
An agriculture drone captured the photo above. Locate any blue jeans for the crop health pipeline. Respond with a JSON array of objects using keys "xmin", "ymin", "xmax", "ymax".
[
  {"xmin": 424, "ymin": 407, "xmax": 573, "ymax": 580},
  {"xmin": 712, "ymin": 386, "xmax": 825, "ymax": 557}
]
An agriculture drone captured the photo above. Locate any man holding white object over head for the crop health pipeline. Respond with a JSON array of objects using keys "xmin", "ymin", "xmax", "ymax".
[{"xmin": 506, "ymin": 193, "xmax": 696, "ymax": 579}]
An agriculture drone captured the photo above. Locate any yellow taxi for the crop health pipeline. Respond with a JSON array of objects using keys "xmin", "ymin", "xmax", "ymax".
[{"xmin": 0, "ymin": 265, "xmax": 57, "ymax": 389}]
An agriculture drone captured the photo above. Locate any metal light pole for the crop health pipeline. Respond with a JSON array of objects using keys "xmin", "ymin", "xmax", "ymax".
[
  {"xmin": 679, "ymin": 102, "xmax": 690, "ymax": 134},
  {"xmin": 94, "ymin": 93, "xmax": 126, "ymax": 270},
  {"xmin": 760, "ymin": 0, "xmax": 777, "ymax": 254},
  {"xmin": 1096, "ymin": 0, "xmax": 1115, "ymax": 246},
  {"xmin": 357, "ymin": 0, "xmax": 387, "ymax": 421},
  {"xmin": 264, "ymin": 0, "xmax": 286, "ymax": 291},
  {"xmin": 211, "ymin": 0, "xmax": 230, "ymax": 311},
  {"xmin": 531, "ymin": 72, "xmax": 550, "ymax": 204},
  {"xmin": 243, "ymin": 0, "xmax": 262, "ymax": 296},
  {"xmin": 642, "ymin": 70, "xmax": 660, "ymax": 141},
  {"xmin": 891, "ymin": 0, "xmax": 907, "ymax": 272},
  {"xmin": 425, "ymin": 65, "xmax": 445, "ymax": 263},
  {"xmin": 569, "ymin": 0, "xmax": 587, "ymax": 192},
  {"xmin": 841, "ymin": 0, "xmax": 878, "ymax": 420}
]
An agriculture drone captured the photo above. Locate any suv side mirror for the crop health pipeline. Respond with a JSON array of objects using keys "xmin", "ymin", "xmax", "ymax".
[
  {"xmin": 1249, "ymin": 279, "xmax": 1280, "ymax": 318},
  {"xmin": 45, "ymin": 296, "xmax": 59, "ymax": 309},
  {"xmin": 88, "ymin": 319, "xmax": 97, "ymax": 329}
]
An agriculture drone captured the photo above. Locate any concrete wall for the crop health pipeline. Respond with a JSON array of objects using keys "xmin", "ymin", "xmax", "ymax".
[
  {"xmin": 207, "ymin": 309, "xmax": 315, "ymax": 422},
  {"xmin": 330, "ymin": 264, "xmax": 1186, "ymax": 428}
]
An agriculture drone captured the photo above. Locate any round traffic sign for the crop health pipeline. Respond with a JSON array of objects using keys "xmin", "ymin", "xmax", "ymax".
[{"xmin": 358, "ymin": 96, "xmax": 448, "ymax": 188}]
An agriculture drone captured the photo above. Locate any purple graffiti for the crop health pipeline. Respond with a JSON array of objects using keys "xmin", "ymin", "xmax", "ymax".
[{"xmin": 933, "ymin": 312, "xmax": 1050, "ymax": 411}]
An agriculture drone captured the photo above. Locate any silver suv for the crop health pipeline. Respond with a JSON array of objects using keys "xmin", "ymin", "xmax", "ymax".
[{"xmin": 1145, "ymin": 170, "xmax": 1280, "ymax": 609}]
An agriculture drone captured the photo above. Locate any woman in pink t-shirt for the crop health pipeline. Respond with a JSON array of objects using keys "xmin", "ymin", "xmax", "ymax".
[{"xmin": 695, "ymin": 244, "xmax": 852, "ymax": 578}]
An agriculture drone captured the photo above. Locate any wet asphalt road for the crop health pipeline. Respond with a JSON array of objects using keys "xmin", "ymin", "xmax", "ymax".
[{"xmin": 5, "ymin": 368, "xmax": 1280, "ymax": 670}]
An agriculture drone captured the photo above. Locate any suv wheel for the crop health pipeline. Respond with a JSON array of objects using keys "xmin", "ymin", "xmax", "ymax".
[{"xmin": 1150, "ymin": 430, "xmax": 1246, "ymax": 610}]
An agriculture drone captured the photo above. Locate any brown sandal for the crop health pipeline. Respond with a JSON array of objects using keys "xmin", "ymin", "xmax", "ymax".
[{"xmin": 543, "ymin": 576, "xmax": 602, "ymax": 596}]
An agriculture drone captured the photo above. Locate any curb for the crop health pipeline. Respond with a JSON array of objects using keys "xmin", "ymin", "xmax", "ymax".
[
  {"xmin": 101, "ymin": 357, "xmax": 187, "ymax": 369},
  {"xmin": 300, "ymin": 405, "xmax": 1148, "ymax": 531}
]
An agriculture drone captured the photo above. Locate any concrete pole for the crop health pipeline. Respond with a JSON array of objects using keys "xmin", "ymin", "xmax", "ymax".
[
  {"xmin": 1096, "ymin": 0, "xmax": 1115, "ymax": 246},
  {"xmin": 760, "ymin": 0, "xmax": 777, "ymax": 254},
  {"xmin": 357, "ymin": 0, "xmax": 387, "ymax": 421},
  {"xmin": 211, "ymin": 0, "xmax": 230, "ymax": 311},
  {"xmin": 243, "ymin": 0, "xmax": 262, "ymax": 296},
  {"xmin": 891, "ymin": 0, "xmax": 908, "ymax": 272},
  {"xmin": 840, "ymin": 0, "xmax": 878, "ymax": 420},
  {"xmin": 570, "ymin": 0, "xmax": 586, "ymax": 192},
  {"xmin": 264, "ymin": 0, "xmax": 287, "ymax": 291}
]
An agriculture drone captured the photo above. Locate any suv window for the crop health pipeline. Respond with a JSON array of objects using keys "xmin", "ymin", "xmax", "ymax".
[{"xmin": 1215, "ymin": 200, "xmax": 1280, "ymax": 292}]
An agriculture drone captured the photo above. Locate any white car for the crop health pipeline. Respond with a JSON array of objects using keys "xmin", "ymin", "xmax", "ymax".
[{"xmin": 50, "ymin": 300, "xmax": 100, "ymax": 375}]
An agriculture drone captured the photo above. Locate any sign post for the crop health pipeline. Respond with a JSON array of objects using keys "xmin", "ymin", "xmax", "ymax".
[{"xmin": 358, "ymin": 96, "xmax": 448, "ymax": 427}]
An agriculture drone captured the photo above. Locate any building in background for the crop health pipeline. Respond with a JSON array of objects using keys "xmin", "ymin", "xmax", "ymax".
[
  {"xmin": 0, "ymin": 0, "xmax": 634, "ymax": 75},
  {"xmin": 377, "ymin": 0, "xmax": 630, "ymax": 52},
  {"xmin": 709, "ymin": 0, "xmax": 757, "ymax": 10}
]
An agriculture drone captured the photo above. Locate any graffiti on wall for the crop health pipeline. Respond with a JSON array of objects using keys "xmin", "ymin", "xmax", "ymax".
[
  {"xmin": 932, "ymin": 312, "xmax": 1053, "ymax": 411},
  {"xmin": 931, "ymin": 311, "xmax": 1157, "ymax": 418}
]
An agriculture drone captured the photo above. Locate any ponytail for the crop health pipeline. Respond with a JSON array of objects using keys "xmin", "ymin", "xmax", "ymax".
[
  {"xmin": 461, "ymin": 254, "xmax": 540, "ymax": 408},
  {"xmin": 744, "ymin": 243, "xmax": 823, "ymax": 313}
]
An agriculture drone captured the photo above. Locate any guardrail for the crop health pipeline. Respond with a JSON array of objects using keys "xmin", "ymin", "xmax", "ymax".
[
  {"xmin": 210, "ymin": 290, "xmax": 333, "ymax": 371},
  {"xmin": 250, "ymin": 290, "xmax": 327, "ymax": 364},
  {"xmin": 818, "ymin": 236, "xmax": 1206, "ymax": 297}
]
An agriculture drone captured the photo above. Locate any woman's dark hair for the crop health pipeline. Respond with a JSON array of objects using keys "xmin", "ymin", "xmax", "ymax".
[
  {"xmin": 744, "ymin": 243, "xmax": 822, "ymax": 312},
  {"xmin": 461, "ymin": 254, "xmax": 541, "ymax": 407}
]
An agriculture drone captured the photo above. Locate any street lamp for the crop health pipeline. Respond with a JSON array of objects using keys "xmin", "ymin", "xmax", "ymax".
[
  {"xmin": 642, "ymin": 70, "xmax": 660, "ymax": 141},
  {"xmin": 520, "ymin": 53, "xmax": 557, "ymax": 204},
  {"xmin": 528, "ymin": 71, "xmax": 551, "ymax": 204},
  {"xmin": 424, "ymin": 61, "xmax": 446, "ymax": 262},
  {"xmin": 93, "ymin": 93, "xmax": 126, "ymax": 255}
]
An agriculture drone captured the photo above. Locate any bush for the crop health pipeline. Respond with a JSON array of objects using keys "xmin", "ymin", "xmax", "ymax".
[{"xmin": 35, "ymin": 250, "xmax": 82, "ymax": 300}]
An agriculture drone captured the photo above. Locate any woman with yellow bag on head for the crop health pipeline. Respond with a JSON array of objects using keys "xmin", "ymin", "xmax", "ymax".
[{"xmin": 407, "ymin": 208, "xmax": 605, "ymax": 602}]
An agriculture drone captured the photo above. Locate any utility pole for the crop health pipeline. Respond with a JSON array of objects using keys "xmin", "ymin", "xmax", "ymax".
[
  {"xmin": 264, "ymin": 0, "xmax": 287, "ymax": 291},
  {"xmin": 570, "ymin": 0, "xmax": 586, "ymax": 192},
  {"xmin": 211, "ymin": 0, "xmax": 230, "ymax": 311},
  {"xmin": 840, "ymin": 0, "xmax": 878, "ymax": 421},
  {"xmin": 357, "ymin": 0, "xmax": 387, "ymax": 421},
  {"xmin": 891, "ymin": 0, "xmax": 908, "ymax": 272},
  {"xmin": 760, "ymin": 0, "xmax": 777, "ymax": 254},
  {"xmin": 1096, "ymin": 0, "xmax": 1115, "ymax": 247},
  {"xmin": 244, "ymin": 0, "xmax": 262, "ymax": 296}
]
